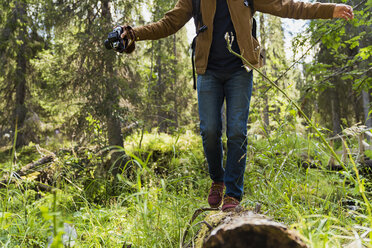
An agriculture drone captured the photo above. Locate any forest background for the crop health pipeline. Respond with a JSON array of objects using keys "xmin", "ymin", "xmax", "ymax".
[{"xmin": 0, "ymin": 0, "xmax": 371, "ymax": 247}]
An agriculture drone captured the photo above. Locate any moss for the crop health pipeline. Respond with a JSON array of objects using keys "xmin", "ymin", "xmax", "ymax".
[{"xmin": 194, "ymin": 211, "xmax": 233, "ymax": 248}]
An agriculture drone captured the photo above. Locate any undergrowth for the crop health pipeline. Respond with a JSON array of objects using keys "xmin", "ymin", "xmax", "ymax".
[{"xmin": 0, "ymin": 129, "xmax": 371, "ymax": 247}]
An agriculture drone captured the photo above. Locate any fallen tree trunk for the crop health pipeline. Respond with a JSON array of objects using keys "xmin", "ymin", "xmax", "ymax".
[
  {"xmin": 18, "ymin": 154, "xmax": 55, "ymax": 176},
  {"xmin": 188, "ymin": 209, "xmax": 308, "ymax": 248},
  {"xmin": 0, "ymin": 154, "xmax": 55, "ymax": 189}
]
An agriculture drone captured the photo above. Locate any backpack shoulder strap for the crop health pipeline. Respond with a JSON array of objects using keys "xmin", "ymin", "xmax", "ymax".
[
  {"xmin": 191, "ymin": 0, "xmax": 207, "ymax": 90},
  {"xmin": 192, "ymin": 0, "xmax": 203, "ymax": 30}
]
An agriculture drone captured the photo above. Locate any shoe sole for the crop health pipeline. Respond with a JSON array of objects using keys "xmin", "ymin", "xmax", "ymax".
[
  {"xmin": 209, "ymin": 202, "xmax": 222, "ymax": 208},
  {"xmin": 222, "ymin": 206, "xmax": 236, "ymax": 212}
]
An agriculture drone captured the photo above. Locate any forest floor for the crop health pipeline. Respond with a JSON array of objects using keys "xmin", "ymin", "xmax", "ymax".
[{"xmin": 0, "ymin": 130, "xmax": 371, "ymax": 247}]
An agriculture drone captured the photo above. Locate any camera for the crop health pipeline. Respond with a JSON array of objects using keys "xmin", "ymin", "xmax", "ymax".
[{"xmin": 104, "ymin": 26, "xmax": 128, "ymax": 53}]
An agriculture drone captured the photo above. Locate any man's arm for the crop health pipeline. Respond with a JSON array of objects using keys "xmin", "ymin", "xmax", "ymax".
[
  {"xmin": 129, "ymin": 0, "xmax": 192, "ymax": 41},
  {"xmin": 255, "ymin": 0, "xmax": 352, "ymax": 20}
]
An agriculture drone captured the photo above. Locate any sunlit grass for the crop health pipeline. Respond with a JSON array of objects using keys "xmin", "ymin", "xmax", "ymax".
[{"xmin": 0, "ymin": 129, "xmax": 371, "ymax": 247}]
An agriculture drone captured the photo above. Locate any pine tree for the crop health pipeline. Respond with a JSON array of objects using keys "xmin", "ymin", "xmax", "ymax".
[{"xmin": 0, "ymin": 0, "xmax": 45, "ymax": 147}]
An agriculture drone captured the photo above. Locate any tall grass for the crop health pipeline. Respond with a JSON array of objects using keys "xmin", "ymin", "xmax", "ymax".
[
  {"xmin": 0, "ymin": 129, "xmax": 371, "ymax": 247},
  {"xmin": 245, "ymin": 127, "xmax": 371, "ymax": 247},
  {"xmin": 226, "ymin": 33, "xmax": 371, "ymax": 246}
]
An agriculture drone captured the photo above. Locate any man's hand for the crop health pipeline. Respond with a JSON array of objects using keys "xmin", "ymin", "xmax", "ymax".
[
  {"xmin": 120, "ymin": 25, "xmax": 136, "ymax": 53},
  {"xmin": 333, "ymin": 4, "xmax": 354, "ymax": 20},
  {"xmin": 121, "ymin": 26, "xmax": 136, "ymax": 42}
]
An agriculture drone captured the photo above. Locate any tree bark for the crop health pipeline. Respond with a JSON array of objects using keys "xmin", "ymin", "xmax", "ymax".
[
  {"xmin": 330, "ymin": 87, "xmax": 342, "ymax": 136},
  {"xmin": 155, "ymin": 40, "xmax": 166, "ymax": 132},
  {"xmin": 192, "ymin": 210, "xmax": 308, "ymax": 248},
  {"xmin": 173, "ymin": 33, "xmax": 179, "ymax": 129},
  {"xmin": 259, "ymin": 13, "xmax": 270, "ymax": 134},
  {"xmin": 14, "ymin": 1, "xmax": 28, "ymax": 148},
  {"xmin": 362, "ymin": 90, "xmax": 371, "ymax": 142},
  {"xmin": 358, "ymin": 20, "xmax": 372, "ymax": 131},
  {"xmin": 102, "ymin": 0, "xmax": 125, "ymax": 175}
]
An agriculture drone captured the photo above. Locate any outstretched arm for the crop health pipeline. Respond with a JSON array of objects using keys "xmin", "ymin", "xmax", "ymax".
[{"xmin": 255, "ymin": 0, "xmax": 353, "ymax": 20}]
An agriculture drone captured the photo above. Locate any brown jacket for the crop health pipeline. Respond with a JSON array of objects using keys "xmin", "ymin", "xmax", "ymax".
[{"xmin": 133, "ymin": 0, "xmax": 335, "ymax": 74}]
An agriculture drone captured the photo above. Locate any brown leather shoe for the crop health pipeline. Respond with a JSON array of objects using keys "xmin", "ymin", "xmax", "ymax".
[
  {"xmin": 207, "ymin": 182, "xmax": 224, "ymax": 208},
  {"xmin": 222, "ymin": 195, "xmax": 240, "ymax": 212}
]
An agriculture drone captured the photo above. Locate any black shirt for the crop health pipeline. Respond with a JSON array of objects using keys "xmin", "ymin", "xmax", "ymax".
[{"xmin": 207, "ymin": 0, "xmax": 243, "ymax": 71}]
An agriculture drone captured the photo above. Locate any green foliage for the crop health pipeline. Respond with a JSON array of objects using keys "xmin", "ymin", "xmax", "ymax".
[
  {"xmin": 1, "ymin": 130, "xmax": 371, "ymax": 247},
  {"xmin": 244, "ymin": 130, "xmax": 371, "ymax": 247},
  {"xmin": 86, "ymin": 114, "xmax": 106, "ymax": 147},
  {"xmin": 124, "ymin": 130, "xmax": 205, "ymax": 180},
  {"xmin": 298, "ymin": 0, "xmax": 372, "ymax": 132},
  {"xmin": 1, "ymin": 0, "xmax": 371, "ymax": 247}
]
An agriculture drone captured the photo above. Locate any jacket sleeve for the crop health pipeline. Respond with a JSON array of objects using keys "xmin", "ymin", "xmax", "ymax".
[
  {"xmin": 254, "ymin": 0, "xmax": 336, "ymax": 19},
  {"xmin": 133, "ymin": 0, "xmax": 193, "ymax": 41}
]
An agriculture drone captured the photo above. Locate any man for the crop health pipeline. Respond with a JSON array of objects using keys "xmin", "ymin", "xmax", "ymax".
[{"xmin": 121, "ymin": 0, "xmax": 353, "ymax": 211}]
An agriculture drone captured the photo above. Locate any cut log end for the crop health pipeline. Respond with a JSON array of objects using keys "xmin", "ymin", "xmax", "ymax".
[{"xmin": 195, "ymin": 211, "xmax": 308, "ymax": 248}]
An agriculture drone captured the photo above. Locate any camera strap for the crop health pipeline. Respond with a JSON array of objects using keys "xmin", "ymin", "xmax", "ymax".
[
  {"xmin": 123, "ymin": 26, "xmax": 136, "ymax": 54},
  {"xmin": 191, "ymin": 26, "xmax": 207, "ymax": 90}
]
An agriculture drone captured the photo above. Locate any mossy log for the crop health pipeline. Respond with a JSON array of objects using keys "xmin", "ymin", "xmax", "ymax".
[
  {"xmin": 192, "ymin": 209, "xmax": 308, "ymax": 248},
  {"xmin": 0, "ymin": 154, "xmax": 55, "ymax": 190}
]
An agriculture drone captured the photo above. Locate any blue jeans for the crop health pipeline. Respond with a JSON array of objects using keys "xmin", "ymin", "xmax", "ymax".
[{"xmin": 197, "ymin": 68, "xmax": 253, "ymax": 200}]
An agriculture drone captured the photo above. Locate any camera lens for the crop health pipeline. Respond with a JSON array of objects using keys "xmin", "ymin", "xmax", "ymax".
[{"xmin": 104, "ymin": 39, "xmax": 112, "ymax": 50}]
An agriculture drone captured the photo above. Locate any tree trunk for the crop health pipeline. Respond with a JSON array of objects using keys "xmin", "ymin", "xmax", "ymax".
[
  {"xmin": 14, "ymin": 1, "xmax": 28, "ymax": 148},
  {"xmin": 106, "ymin": 111, "xmax": 124, "ymax": 174},
  {"xmin": 352, "ymin": 92, "xmax": 361, "ymax": 124},
  {"xmin": 259, "ymin": 13, "xmax": 270, "ymax": 134},
  {"xmin": 330, "ymin": 87, "xmax": 342, "ymax": 136},
  {"xmin": 156, "ymin": 40, "xmax": 164, "ymax": 132},
  {"xmin": 173, "ymin": 33, "xmax": 179, "ymax": 129},
  {"xmin": 263, "ymin": 97, "xmax": 270, "ymax": 133},
  {"xmin": 192, "ymin": 210, "xmax": 308, "ymax": 248},
  {"xmin": 102, "ymin": 0, "xmax": 125, "ymax": 175},
  {"xmin": 358, "ymin": 22, "xmax": 371, "ymax": 130},
  {"xmin": 363, "ymin": 90, "xmax": 371, "ymax": 142}
]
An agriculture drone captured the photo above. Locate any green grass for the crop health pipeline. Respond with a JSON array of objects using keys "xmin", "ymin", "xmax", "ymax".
[{"xmin": 0, "ymin": 129, "xmax": 371, "ymax": 247}]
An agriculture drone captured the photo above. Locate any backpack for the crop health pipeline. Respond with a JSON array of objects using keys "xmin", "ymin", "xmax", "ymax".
[{"xmin": 191, "ymin": 0, "xmax": 256, "ymax": 89}]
